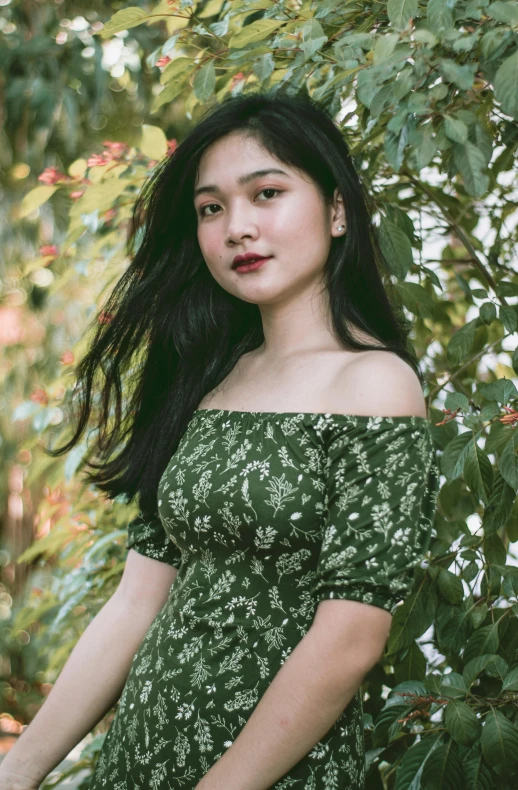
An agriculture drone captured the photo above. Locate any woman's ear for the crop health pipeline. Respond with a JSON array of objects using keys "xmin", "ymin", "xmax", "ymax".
[{"xmin": 330, "ymin": 187, "xmax": 346, "ymax": 236}]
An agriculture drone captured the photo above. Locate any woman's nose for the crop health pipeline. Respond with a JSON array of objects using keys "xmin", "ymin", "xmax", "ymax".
[{"xmin": 226, "ymin": 214, "xmax": 257, "ymax": 243}]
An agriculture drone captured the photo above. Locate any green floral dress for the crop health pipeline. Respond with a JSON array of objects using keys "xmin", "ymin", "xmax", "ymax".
[{"xmin": 89, "ymin": 409, "xmax": 439, "ymax": 790}]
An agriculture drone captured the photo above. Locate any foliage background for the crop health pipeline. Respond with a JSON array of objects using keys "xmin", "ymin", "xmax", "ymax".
[{"xmin": 1, "ymin": 0, "xmax": 518, "ymax": 787}]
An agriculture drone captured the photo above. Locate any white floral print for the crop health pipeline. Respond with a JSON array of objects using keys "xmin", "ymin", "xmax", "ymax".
[{"xmin": 89, "ymin": 410, "xmax": 439, "ymax": 789}]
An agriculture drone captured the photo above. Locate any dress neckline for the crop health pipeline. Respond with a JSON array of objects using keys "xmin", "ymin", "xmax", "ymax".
[{"xmin": 194, "ymin": 408, "xmax": 430, "ymax": 423}]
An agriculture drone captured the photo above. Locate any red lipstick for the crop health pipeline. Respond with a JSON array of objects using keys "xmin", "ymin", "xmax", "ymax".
[
  {"xmin": 234, "ymin": 257, "xmax": 271, "ymax": 273},
  {"xmin": 232, "ymin": 252, "xmax": 272, "ymax": 273}
]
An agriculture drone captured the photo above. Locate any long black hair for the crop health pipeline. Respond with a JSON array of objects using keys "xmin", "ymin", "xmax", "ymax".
[{"xmin": 48, "ymin": 88, "xmax": 423, "ymax": 516}]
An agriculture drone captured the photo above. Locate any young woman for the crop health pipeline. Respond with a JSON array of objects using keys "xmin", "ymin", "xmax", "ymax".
[{"xmin": 1, "ymin": 90, "xmax": 438, "ymax": 790}]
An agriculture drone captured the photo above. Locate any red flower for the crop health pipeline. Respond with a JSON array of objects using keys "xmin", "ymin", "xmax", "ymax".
[
  {"xmin": 156, "ymin": 56, "xmax": 172, "ymax": 70},
  {"xmin": 166, "ymin": 138, "xmax": 178, "ymax": 156},
  {"xmin": 104, "ymin": 208, "xmax": 117, "ymax": 223},
  {"xmin": 30, "ymin": 388, "xmax": 49, "ymax": 405},
  {"xmin": 60, "ymin": 351, "xmax": 75, "ymax": 365},
  {"xmin": 70, "ymin": 190, "xmax": 85, "ymax": 200},
  {"xmin": 231, "ymin": 72, "xmax": 246, "ymax": 89},
  {"xmin": 87, "ymin": 153, "xmax": 113, "ymax": 168},
  {"xmin": 98, "ymin": 311, "xmax": 114, "ymax": 324},
  {"xmin": 500, "ymin": 406, "xmax": 518, "ymax": 426},
  {"xmin": 102, "ymin": 141, "xmax": 129, "ymax": 157},
  {"xmin": 39, "ymin": 245, "xmax": 58, "ymax": 258},
  {"xmin": 38, "ymin": 167, "xmax": 69, "ymax": 186}
]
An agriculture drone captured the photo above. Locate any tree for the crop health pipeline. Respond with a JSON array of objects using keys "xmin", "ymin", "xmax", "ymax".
[{"xmin": 7, "ymin": 0, "xmax": 518, "ymax": 787}]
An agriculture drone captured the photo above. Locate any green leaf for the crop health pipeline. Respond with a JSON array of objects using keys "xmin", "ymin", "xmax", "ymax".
[
  {"xmin": 479, "ymin": 378, "xmax": 518, "ymax": 405},
  {"xmin": 470, "ymin": 602, "xmax": 488, "ymax": 630},
  {"xmin": 483, "ymin": 533, "xmax": 506, "ymax": 567},
  {"xmin": 499, "ymin": 304, "xmax": 518, "ymax": 333},
  {"xmin": 463, "ymin": 623, "xmax": 500, "ymax": 664},
  {"xmin": 152, "ymin": 79, "xmax": 186, "ymax": 112},
  {"xmin": 373, "ymin": 32, "xmax": 399, "ymax": 64},
  {"xmin": 160, "ymin": 57, "xmax": 193, "ymax": 85},
  {"xmin": 481, "ymin": 708, "xmax": 518, "ymax": 772},
  {"xmin": 300, "ymin": 19, "xmax": 328, "ymax": 59},
  {"xmin": 453, "ymin": 141, "xmax": 490, "ymax": 197},
  {"xmin": 394, "ymin": 641, "xmax": 427, "ymax": 683},
  {"xmin": 463, "ymin": 746, "xmax": 495, "ymax": 790},
  {"xmin": 499, "ymin": 430, "xmax": 518, "ymax": 490},
  {"xmin": 99, "ymin": 8, "xmax": 148, "ymax": 39},
  {"xmin": 193, "ymin": 61, "xmax": 216, "ymax": 103},
  {"xmin": 438, "ymin": 568, "xmax": 464, "ymax": 604},
  {"xmin": 494, "ymin": 50, "xmax": 518, "ymax": 121},
  {"xmin": 384, "ymin": 126, "xmax": 409, "ymax": 174},
  {"xmin": 19, "ymin": 185, "xmax": 58, "ymax": 218},
  {"xmin": 139, "ymin": 124, "xmax": 168, "ymax": 160},
  {"xmin": 440, "ymin": 672, "xmax": 468, "ymax": 699},
  {"xmin": 464, "ymin": 442, "xmax": 493, "ymax": 505},
  {"xmin": 228, "ymin": 19, "xmax": 283, "ymax": 49},
  {"xmin": 372, "ymin": 703, "xmax": 411, "ymax": 747},
  {"xmin": 17, "ymin": 522, "xmax": 71, "ymax": 564},
  {"xmin": 502, "ymin": 665, "xmax": 518, "ymax": 691},
  {"xmin": 446, "ymin": 318, "xmax": 478, "ymax": 365},
  {"xmin": 387, "ymin": 0, "xmax": 418, "ymax": 31},
  {"xmin": 445, "ymin": 391, "xmax": 469, "ymax": 413},
  {"xmin": 378, "ymin": 217, "xmax": 414, "ymax": 277},
  {"xmin": 444, "ymin": 116, "xmax": 469, "ymax": 144},
  {"xmin": 412, "ymin": 126, "xmax": 437, "ymax": 170},
  {"xmin": 386, "ymin": 581, "xmax": 435, "ymax": 654},
  {"xmin": 394, "ymin": 733, "xmax": 442, "ymax": 790},
  {"xmin": 420, "ymin": 740, "xmax": 464, "ymax": 790},
  {"xmin": 70, "ymin": 180, "xmax": 131, "ymax": 215},
  {"xmin": 444, "ymin": 700, "xmax": 482, "ymax": 746},
  {"xmin": 387, "ymin": 680, "xmax": 429, "ymax": 706},
  {"xmin": 488, "ymin": 1, "xmax": 518, "ymax": 25},
  {"xmin": 427, "ymin": 0, "xmax": 454, "ymax": 33},
  {"xmin": 463, "ymin": 654, "xmax": 508, "ymax": 687},
  {"xmin": 439, "ymin": 59, "xmax": 477, "ymax": 90}
]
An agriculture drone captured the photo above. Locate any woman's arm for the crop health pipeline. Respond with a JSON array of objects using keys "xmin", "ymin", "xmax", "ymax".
[{"xmin": 0, "ymin": 551, "xmax": 178, "ymax": 788}]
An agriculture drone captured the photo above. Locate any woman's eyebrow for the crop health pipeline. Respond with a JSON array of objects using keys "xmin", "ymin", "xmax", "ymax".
[{"xmin": 194, "ymin": 168, "xmax": 291, "ymax": 199}]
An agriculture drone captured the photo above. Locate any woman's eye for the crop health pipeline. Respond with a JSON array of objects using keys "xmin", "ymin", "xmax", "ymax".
[
  {"xmin": 257, "ymin": 188, "xmax": 280, "ymax": 200},
  {"xmin": 198, "ymin": 188, "xmax": 281, "ymax": 217},
  {"xmin": 199, "ymin": 203, "xmax": 219, "ymax": 217}
]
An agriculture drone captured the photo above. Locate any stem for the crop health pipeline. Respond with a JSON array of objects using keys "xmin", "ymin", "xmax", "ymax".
[
  {"xmin": 428, "ymin": 332, "xmax": 513, "ymax": 400},
  {"xmin": 401, "ymin": 168, "xmax": 509, "ymax": 308}
]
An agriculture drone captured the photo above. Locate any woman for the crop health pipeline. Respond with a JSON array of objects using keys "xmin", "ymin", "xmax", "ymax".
[{"xmin": 1, "ymin": 90, "xmax": 438, "ymax": 789}]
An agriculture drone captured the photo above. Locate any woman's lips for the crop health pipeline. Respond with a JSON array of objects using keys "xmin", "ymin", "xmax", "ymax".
[{"xmin": 234, "ymin": 256, "xmax": 272, "ymax": 273}]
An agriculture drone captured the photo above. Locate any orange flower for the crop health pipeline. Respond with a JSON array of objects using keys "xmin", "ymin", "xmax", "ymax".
[
  {"xmin": 60, "ymin": 351, "xmax": 74, "ymax": 365},
  {"xmin": 70, "ymin": 190, "xmax": 85, "ymax": 200}
]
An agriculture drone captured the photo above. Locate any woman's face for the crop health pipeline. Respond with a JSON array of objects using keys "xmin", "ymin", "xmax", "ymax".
[{"xmin": 194, "ymin": 131, "xmax": 344, "ymax": 304}]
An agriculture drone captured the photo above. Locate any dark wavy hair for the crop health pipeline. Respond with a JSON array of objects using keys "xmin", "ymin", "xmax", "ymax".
[{"xmin": 49, "ymin": 88, "xmax": 423, "ymax": 516}]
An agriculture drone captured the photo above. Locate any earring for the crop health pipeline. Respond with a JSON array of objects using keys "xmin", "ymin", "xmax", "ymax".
[{"xmin": 337, "ymin": 225, "xmax": 345, "ymax": 232}]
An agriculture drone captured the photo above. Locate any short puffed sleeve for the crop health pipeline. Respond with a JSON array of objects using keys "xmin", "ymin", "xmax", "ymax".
[
  {"xmin": 309, "ymin": 416, "xmax": 439, "ymax": 615},
  {"xmin": 126, "ymin": 510, "xmax": 183, "ymax": 569}
]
